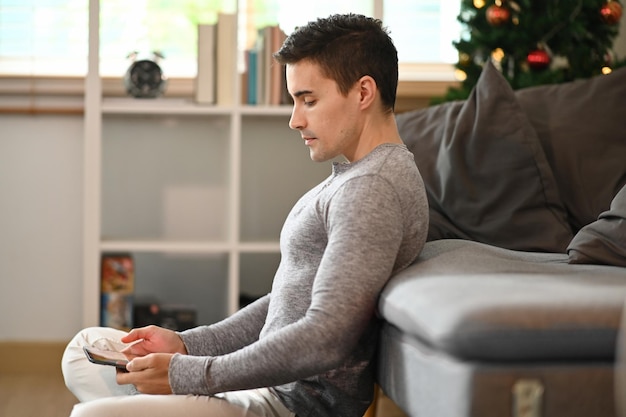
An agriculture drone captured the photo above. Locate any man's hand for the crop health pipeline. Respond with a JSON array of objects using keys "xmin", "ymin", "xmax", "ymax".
[
  {"xmin": 121, "ymin": 325, "xmax": 188, "ymax": 356},
  {"xmin": 116, "ymin": 353, "xmax": 174, "ymax": 394}
]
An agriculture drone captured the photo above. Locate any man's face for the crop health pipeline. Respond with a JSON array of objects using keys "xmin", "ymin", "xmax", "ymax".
[{"xmin": 286, "ymin": 60, "xmax": 362, "ymax": 162}]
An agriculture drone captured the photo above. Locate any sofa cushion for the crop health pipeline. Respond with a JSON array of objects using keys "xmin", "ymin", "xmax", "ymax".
[
  {"xmin": 379, "ymin": 239, "xmax": 626, "ymax": 361},
  {"xmin": 397, "ymin": 61, "xmax": 572, "ymax": 252},
  {"xmin": 515, "ymin": 66, "xmax": 626, "ymax": 232},
  {"xmin": 567, "ymin": 184, "xmax": 626, "ymax": 267},
  {"xmin": 377, "ymin": 322, "xmax": 616, "ymax": 417}
]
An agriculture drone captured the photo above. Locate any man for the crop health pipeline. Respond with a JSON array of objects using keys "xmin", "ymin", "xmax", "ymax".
[{"xmin": 62, "ymin": 13, "xmax": 428, "ymax": 417}]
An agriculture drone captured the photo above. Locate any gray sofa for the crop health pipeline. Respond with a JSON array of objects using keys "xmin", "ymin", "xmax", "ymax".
[{"xmin": 377, "ymin": 62, "xmax": 626, "ymax": 417}]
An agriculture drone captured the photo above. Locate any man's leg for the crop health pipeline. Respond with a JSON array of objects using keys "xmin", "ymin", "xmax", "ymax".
[
  {"xmin": 62, "ymin": 327, "xmax": 295, "ymax": 417},
  {"xmin": 69, "ymin": 388, "xmax": 295, "ymax": 417},
  {"xmin": 61, "ymin": 327, "xmax": 137, "ymax": 401}
]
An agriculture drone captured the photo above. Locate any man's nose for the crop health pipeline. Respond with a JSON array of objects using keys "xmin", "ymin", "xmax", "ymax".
[{"xmin": 289, "ymin": 106, "xmax": 304, "ymax": 130}]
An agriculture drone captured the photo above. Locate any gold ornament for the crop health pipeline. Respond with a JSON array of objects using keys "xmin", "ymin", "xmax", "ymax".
[{"xmin": 474, "ymin": 0, "xmax": 486, "ymax": 8}]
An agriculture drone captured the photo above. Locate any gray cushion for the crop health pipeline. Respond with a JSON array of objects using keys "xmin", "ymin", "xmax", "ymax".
[
  {"xmin": 397, "ymin": 61, "xmax": 572, "ymax": 252},
  {"xmin": 515, "ymin": 66, "xmax": 626, "ymax": 232},
  {"xmin": 379, "ymin": 239, "xmax": 626, "ymax": 361},
  {"xmin": 568, "ymin": 184, "xmax": 626, "ymax": 267}
]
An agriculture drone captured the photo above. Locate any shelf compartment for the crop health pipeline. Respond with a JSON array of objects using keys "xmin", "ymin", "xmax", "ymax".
[
  {"xmin": 101, "ymin": 114, "xmax": 230, "ymax": 242},
  {"xmin": 239, "ymin": 252, "xmax": 280, "ymax": 306},
  {"xmin": 240, "ymin": 116, "xmax": 331, "ymax": 241},
  {"xmin": 124, "ymin": 251, "xmax": 230, "ymax": 326}
]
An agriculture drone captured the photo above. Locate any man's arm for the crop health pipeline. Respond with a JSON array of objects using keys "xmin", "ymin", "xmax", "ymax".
[
  {"xmin": 116, "ymin": 294, "xmax": 271, "ymax": 394},
  {"xmin": 179, "ymin": 293, "xmax": 271, "ymax": 357},
  {"xmin": 169, "ymin": 175, "xmax": 406, "ymax": 395}
]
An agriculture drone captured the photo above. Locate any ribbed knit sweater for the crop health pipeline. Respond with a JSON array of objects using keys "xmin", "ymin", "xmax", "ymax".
[{"xmin": 169, "ymin": 144, "xmax": 428, "ymax": 417}]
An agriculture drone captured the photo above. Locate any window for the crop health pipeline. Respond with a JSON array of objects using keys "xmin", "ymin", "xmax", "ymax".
[
  {"xmin": 0, "ymin": 0, "xmax": 460, "ymax": 78},
  {"xmin": 0, "ymin": 0, "xmax": 87, "ymax": 75},
  {"xmin": 385, "ymin": 0, "xmax": 460, "ymax": 64}
]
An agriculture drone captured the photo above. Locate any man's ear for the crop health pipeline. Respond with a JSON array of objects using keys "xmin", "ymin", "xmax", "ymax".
[{"xmin": 357, "ymin": 75, "xmax": 377, "ymax": 109}]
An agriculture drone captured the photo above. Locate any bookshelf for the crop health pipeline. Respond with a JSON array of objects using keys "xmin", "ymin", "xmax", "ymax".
[{"xmin": 82, "ymin": 0, "xmax": 331, "ymax": 327}]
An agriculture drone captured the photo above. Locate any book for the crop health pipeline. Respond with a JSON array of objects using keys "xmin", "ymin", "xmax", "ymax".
[
  {"xmin": 261, "ymin": 26, "xmax": 272, "ymax": 105},
  {"xmin": 216, "ymin": 13, "xmax": 237, "ymax": 106},
  {"xmin": 251, "ymin": 27, "xmax": 268, "ymax": 106},
  {"xmin": 246, "ymin": 49, "xmax": 258, "ymax": 104},
  {"xmin": 195, "ymin": 23, "xmax": 216, "ymax": 104},
  {"xmin": 101, "ymin": 254, "xmax": 134, "ymax": 293},
  {"xmin": 101, "ymin": 293, "xmax": 133, "ymax": 331},
  {"xmin": 240, "ymin": 25, "xmax": 290, "ymax": 107},
  {"xmin": 269, "ymin": 25, "xmax": 287, "ymax": 105}
]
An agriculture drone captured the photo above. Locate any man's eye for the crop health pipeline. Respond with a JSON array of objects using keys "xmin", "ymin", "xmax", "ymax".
[{"xmin": 303, "ymin": 100, "xmax": 316, "ymax": 106}]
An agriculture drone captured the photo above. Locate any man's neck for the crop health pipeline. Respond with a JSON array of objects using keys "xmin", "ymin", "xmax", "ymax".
[{"xmin": 345, "ymin": 113, "xmax": 402, "ymax": 163}]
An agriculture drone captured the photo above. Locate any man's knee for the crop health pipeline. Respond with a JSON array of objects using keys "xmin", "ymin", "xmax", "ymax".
[
  {"xmin": 61, "ymin": 327, "xmax": 133, "ymax": 402},
  {"xmin": 69, "ymin": 398, "xmax": 121, "ymax": 417}
]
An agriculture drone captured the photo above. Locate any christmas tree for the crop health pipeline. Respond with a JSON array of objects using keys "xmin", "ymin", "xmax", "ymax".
[{"xmin": 440, "ymin": 0, "xmax": 624, "ymax": 102}]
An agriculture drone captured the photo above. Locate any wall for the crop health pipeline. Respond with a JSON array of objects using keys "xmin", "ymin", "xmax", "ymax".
[
  {"xmin": 1, "ymin": 16, "xmax": 626, "ymax": 343},
  {"xmin": 0, "ymin": 114, "xmax": 84, "ymax": 341}
]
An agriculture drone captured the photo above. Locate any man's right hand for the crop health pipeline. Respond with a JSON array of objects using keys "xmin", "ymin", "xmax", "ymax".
[{"xmin": 120, "ymin": 325, "xmax": 188, "ymax": 356}]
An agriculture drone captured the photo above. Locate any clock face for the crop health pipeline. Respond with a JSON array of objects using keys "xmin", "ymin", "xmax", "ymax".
[{"xmin": 125, "ymin": 59, "xmax": 167, "ymax": 98}]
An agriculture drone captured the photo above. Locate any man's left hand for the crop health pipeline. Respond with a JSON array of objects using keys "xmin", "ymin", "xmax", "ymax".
[{"xmin": 116, "ymin": 353, "xmax": 174, "ymax": 394}]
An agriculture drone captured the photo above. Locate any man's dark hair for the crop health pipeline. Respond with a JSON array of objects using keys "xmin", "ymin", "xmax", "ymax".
[{"xmin": 273, "ymin": 13, "xmax": 398, "ymax": 112}]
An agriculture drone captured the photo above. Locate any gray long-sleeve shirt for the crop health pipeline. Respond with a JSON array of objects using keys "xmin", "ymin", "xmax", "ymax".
[{"xmin": 169, "ymin": 143, "xmax": 428, "ymax": 417}]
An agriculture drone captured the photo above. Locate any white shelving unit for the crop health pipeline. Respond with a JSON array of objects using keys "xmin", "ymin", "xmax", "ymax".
[{"xmin": 82, "ymin": 0, "xmax": 330, "ymax": 327}]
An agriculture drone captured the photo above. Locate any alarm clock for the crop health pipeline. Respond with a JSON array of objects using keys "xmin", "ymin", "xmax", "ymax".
[{"xmin": 124, "ymin": 51, "xmax": 168, "ymax": 98}]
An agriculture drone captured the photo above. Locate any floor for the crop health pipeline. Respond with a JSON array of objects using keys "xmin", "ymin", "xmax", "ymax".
[
  {"xmin": 0, "ymin": 372, "xmax": 78, "ymax": 417},
  {"xmin": 0, "ymin": 372, "xmax": 407, "ymax": 417},
  {"xmin": 373, "ymin": 390, "xmax": 409, "ymax": 417}
]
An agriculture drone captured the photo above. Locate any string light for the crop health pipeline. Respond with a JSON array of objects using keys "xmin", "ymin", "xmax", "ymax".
[{"xmin": 491, "ymin": 48, "xmax": 505, "ymax": 62}]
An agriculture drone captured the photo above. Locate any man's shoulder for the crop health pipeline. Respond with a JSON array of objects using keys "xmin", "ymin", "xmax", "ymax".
[
  {"xmin": 357, "ymin": 144, "xmax": 420, "ymax": 185},
  {"xmin": 348, "ymin": 143, "xmax": 415, "ymax": 174},
  {"xmin": 333, "ymin": 145, "xmax": 421, "ymax": 197}
]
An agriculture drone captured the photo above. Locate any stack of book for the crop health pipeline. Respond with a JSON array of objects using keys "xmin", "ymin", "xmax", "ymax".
[
  {"xmin": 195, "ymin": 13, "xmax": 238, "ymax": 106},
  {"xmin": 195, "ymin": 16, "xmax": 290, "ymax": 107},
  {"xmin": 242, "ymin": 25, "xmax": 290, "ymax": 106},
  {"xmin": 100, "ymin": 253, "xmax": 134, "ymax": 331}
]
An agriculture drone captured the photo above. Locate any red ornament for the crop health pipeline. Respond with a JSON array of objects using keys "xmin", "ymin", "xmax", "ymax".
[
  {"xmin": 600, "ymin": 1, "xmax": 623, "ymax": 25},
  {"xmin": 486, "ymin": 5, "xmax": 511, "ymax": 26},
  {"xmin": 527, "ymin": 49, "xmax": 551, "ymax": 70}
]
